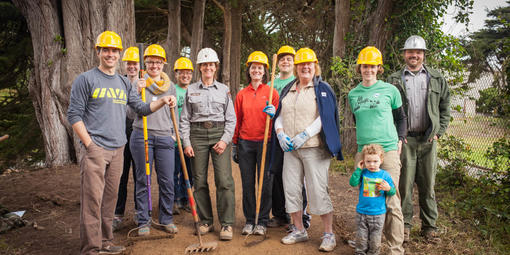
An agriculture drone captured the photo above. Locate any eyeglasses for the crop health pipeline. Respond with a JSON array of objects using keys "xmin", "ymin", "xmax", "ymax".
[
  {"xmin": 146, "ymin": 61, "xmax": 164, "ymax": 66},
  {"xmin": 178, "ymin": 71, "xmax": 193, "ymax": 76}
]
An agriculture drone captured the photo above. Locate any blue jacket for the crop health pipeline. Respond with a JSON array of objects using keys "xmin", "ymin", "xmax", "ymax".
[{"xmin": 270, "ymin": 76, "xmax": 343, "ymax": 170}]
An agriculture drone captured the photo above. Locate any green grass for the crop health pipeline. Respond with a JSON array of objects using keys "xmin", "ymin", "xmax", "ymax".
[{"xmin": 445, "ymin": 116, "xmax": 508, "ymax": 169}]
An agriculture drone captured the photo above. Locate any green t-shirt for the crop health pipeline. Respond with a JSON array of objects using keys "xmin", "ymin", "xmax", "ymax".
[
  {"xmin": 273, "ymin": 75, "xmax": 295, "ymax": 94},
  {"xmin": 348, "ymin": 80, "xmax": 402, "ymax": 152},
  {"xmin": 175, "ymin": 84, "xmax": 187, "ymax": 117}
]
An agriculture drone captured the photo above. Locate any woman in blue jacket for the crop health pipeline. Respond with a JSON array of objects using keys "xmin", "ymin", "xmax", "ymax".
[{"xmin": 264, "ymin": 48, "xmax": 343, "ymax": 252}]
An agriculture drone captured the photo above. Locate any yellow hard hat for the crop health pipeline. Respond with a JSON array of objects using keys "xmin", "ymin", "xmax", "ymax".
[
  {"xmin": 144, "ymin": 44, "xmax": 167, "ymax": 63},
  {"xmin": 277, "ymin": 45, "xmax": 296, "ymax": 57},
  {"xmin": 357, "ymin": 46, "xmax": 383, "ymax": 65},
  {"xmin": 294, "ymin": 48, "xmax": 318, "ymax": 65},
  {"xmin": 246, "ymin": 51, "xmax": 269, "ymax": 68},
  {"xmin": 95, "ymin": 31, "xmax": 123, "ymax": 50},
  {"xmin": 174, "ymin": 57, "xmax": 194, "ymax": 71},
  {"xmin": 122, "ymin": 47, "xmax": 139, "ymax": 62}
]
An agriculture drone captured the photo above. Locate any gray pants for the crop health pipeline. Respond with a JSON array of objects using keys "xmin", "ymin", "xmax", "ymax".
[{"xmin": 355, "ymin": 213, "xmax": 385, "ymax": 255}]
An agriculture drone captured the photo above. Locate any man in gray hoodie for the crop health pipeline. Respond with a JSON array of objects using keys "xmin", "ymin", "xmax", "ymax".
[{"xmin": 67, "ymin": 31, "xmax": 176, "ymax": 255}]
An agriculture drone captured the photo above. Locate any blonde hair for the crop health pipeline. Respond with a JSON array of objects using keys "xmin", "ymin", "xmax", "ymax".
[
  {"xmin": 361, "ymin": 144, "xmax": 384, "ymax": 162},
  {"xmin": 356, "ymin": 64, "xmax": 384, "ymax": 75},
  {"xmin": 293, "ymin": 62, "xmax": 321, "ymax": 77}
]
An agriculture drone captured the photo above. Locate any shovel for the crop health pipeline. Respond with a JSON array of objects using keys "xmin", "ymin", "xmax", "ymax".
[
  {"xmin": 244, "ymin": 54, "xmax": 278, "ymax": 246},
  {"xmin": 170, "ymin": 107, "xmax": 218, "ymax": 253}
]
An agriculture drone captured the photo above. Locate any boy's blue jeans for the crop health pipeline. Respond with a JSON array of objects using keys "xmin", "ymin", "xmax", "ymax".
[{"xmin": 355, "ymin": 213, "xmax": 385, "ymax": 255}]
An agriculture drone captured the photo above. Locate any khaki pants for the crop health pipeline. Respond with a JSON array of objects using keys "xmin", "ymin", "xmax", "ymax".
[
  {"xmin": 80, "ymin": 142, "xmax": 124, "ymax": 255},
  {"xmin": 283, "ymin": 147, "xmax": 333, "ymax": 215},
  {"xmin": 355, "ymin": 150, "xmax": 404, "ymax": 255}
]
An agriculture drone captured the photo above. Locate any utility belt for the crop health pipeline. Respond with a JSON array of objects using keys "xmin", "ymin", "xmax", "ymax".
[
  {"xmin": 191, "ymin": 121, "xmax": 225, "ymax": 129},
  {"xmin": 408, "ymin": 131, "xmax": 426, "ymax": 137}
]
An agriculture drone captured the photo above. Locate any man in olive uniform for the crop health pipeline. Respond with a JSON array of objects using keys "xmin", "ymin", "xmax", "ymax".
[{"xmin": 388, "ymin": 35, "xmax": 451, "ymax": 243}]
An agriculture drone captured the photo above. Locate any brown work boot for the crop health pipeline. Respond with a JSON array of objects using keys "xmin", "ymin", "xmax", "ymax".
[
  {"xmin": 422, "ymin": 230, "xmax": 441, "ymax": 244},
  {"xmin": 195, "ymin": 223, "xmax": 214, "ymax": 235},
  {"xmin": 404, "ymin": 228, "xmax": 410, "ymax": 243},
  {"xmin": 219, "ymin": 225, "xmax": 233, "ymax": 241}
]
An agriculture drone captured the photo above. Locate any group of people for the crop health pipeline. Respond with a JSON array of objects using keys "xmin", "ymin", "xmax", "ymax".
[{"xmin": 68, "ymin": 30, "xmax": 450, "ymax": 255}]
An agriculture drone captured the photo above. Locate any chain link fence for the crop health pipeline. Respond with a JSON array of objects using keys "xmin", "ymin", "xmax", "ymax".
[{"xmin": 448, "ymin": 72, "xmax": 509, "ymax": 172}]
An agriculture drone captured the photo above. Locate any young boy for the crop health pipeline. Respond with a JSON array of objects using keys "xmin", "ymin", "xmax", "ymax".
[{"xmin": 349, "ymin": 144, "xmax": 396, "ymax": 255}]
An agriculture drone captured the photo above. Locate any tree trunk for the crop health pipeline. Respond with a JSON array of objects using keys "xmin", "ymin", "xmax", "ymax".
[
  {"xmin": 165, "ymin": 0, "xmax": 181, "ymax": 77},
  {"xmin": 229, "ymin": 0, "xmax": 242, "ymax": 98},
  {"xmin": 190, "ymin": 0, "xmax": 205, "ymax": 82},
  {"xmin": 332, "ymin": 0, "xmax": 350, "ymax": 58},
  {"xmin": 221, "ymin": 1, "xmax": 232, "ymax": 88},
  {"xmin": 368, "ymin": 0, "xmax": 394, "ymax": 52},
  {"xmin": 13, "ymin": 0, "xmax": 135, "ymax": 166}
]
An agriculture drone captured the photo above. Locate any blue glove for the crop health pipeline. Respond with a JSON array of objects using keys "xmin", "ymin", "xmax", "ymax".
[
  {"xmin": 277, "ymin": 132, "xmax": 294, "ymax": 152},
  {"xmin": 291, "ymin": 131, "xmax": 310, "ymax": 150},
  {"xmin": 263, "ymin": 104, "xmax": 276, "ymax": 119},
  {"xmin": 232, "ymin": 145, "xmax": 239, "ymax": 164}
]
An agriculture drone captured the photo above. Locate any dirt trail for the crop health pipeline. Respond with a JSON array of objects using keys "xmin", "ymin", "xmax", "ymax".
[{"xmin": 0, "ymin": 161, "xmax": 357, "ymax": 255}]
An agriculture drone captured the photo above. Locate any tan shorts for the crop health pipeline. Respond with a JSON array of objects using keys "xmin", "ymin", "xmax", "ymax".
[{"xmin": 283, "ymin": 147, "xmax": 333, "ymax": 215}]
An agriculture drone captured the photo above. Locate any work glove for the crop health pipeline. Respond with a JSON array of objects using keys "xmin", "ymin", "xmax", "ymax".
[
  {"xmin": 291, "ymin": 130, "xmax": 310, "ymax": 150},
  {"xmin": 263, "ymin": 103, "xmax": 276, "ymax": 119},
  {"xmin": 277, "ymin": 132, "xmax": 294, "ymax": 152},
  {"xmin": 232, "ymin": 145, "xmax": 239, "ymax": 164}
]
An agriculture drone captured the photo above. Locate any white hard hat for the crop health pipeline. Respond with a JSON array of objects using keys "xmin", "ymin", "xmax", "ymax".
[
  {"xmin": 196, "ymin": 48, "xmax": 219, "ymax": 64},
  {"xmin": 402, "ymin": 35, "xmax": 427, "ymax": 51}
]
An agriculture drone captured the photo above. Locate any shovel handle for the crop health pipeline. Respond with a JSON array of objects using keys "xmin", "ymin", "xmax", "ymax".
[{"xmin": 0, "ymin": 135, "xmax": 8, "ymax": 142}]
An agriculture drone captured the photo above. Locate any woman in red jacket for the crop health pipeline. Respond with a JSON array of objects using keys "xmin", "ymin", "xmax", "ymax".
[{"xmin": 233, "ymin": 51, "xmax": 279, "ymax": 236}]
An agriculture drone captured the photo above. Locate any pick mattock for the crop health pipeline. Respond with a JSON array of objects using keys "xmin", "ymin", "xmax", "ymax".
[
  {"xmin": 170, "ymin": 108, "xmax": 218, "ymax": 253},
  {"xmin": 127, "ymin": 43, "xmax": 173, "ymax": 241},
  {"xmin": 244, "ymin": 53, "xmax": 278, "ymax": 246},
  {"xmin": 0, "ymin": 135, "xmax": 9, "ymax": 142}
]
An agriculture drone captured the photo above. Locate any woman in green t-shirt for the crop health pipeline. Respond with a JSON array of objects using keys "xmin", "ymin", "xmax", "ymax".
[{"xmin": 347, "ymin": 46, "xmax": 407, "ymax": 254}]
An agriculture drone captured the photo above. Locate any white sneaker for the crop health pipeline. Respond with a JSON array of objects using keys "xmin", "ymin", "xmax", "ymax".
[
  {"xmin": 241, "ymin": 224, "xmax": 254, "ymax": 235},
  {"xmin": 319, "ymin": 232, "xmax": 336, "ymax": 252},
  {"xmin": 253, "ymin": 225, "xmax": 266, "ymax": 235},
  {"xmin": 281, "ymin": 229, "xmax": 308, "ymax": 244}
]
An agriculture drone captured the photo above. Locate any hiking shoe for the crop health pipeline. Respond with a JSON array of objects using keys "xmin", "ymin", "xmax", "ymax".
[
  {"xmin": 112, "ymin": 216, "xmax": 122, "ymax": 232},
  {"xmin": 253, "ymin": 225, "xmax": 266, "ymax": 236},
  {"xmin": 163, "ymin": 223, "xmax": 178, "ymax": 234},
  {"xmin": 319, "ymin": 232, "xmax": 336, "ymax": 252},
  {"xmin": 220, "ymin": 225, "xmax": 233, "ymax": 241},
  {"xmin": 241, "ymin": 224, "xmax": 254, "ymax": 235},
  {"xmin": 99, "ymin": 245, "xmax": 125, "ymax": 254},
  {"xmin": 422, "ymin": 230, "xmax": 441, "ymax": 244},
  {"xmin": 404, "ymin": 228, "xmax": 410, "ymax": 243},
  {"xmin": 267, "ymin": 217, "xmax": 287, "ymax": 228},
  {"xmin": 195, "ymin": 223, "xmax": 214, "ymax": 235},
  {"xmin": 281, "ymin": 229, "xmax": 308, "ymax": 244},
  {"xmin": 138, "ymin": 225, "xmax": 150, "ymax": 236}
]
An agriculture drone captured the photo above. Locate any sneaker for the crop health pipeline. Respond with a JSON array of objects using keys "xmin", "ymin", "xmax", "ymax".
[
  {"xmin": 286, "ymin": 223, "xmax": 297, "ymax": 233},
  {"xmin": 220, "ymin": 225, "xmax": 233, "ymax": 241},
  {"xmin": 404, "ymin": 228, "xmax": 410, "ymax": 243},
  {"xmin": 281, "ymin": 229, "xmax": 309, "ymax": 244},
  {"xmin": 267, "ymin": 217, "xmax": 287, "ymax": 228},
  {"xmin": 195, "ymin": 223, "xmax": 214, "ymax": 235},
  {"xmin": 163, "ymin": 223, "xmax": 178, "ymax": 234},
  {"xmin": 138, "ymin": 225, "xmax": 150, "ymax": 236},
  {"xmin": 241, "ymin": 224, "xmax": 254, "ymax": 235},
  {"xmin": 253, "ymin": 225, "xmax": 266, "ymax": 235},
  {"xmin": 99, "ymin": 245, "xmax": 126, "ymax": 254},
  {"xmin": 422, "ymin": 230, "xmax": 441, "ymax": 244},
  {"xmin": 112, "ymin": 216, "xmax": 122, "ymax": 232},
  {"xmin": 319, "ymin": 232, "xmax": 336, "ymax": 252}
]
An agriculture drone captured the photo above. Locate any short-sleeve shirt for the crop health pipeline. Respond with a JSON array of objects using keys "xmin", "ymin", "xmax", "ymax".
[
  {"xmin": 355, "ymin": 168, "xmax": 395, "ymax": 215},
  {"xmin": 175, "ymin": 84, "xmax": 187, "ymax": 117},
  {"xmin": 273, "ymin": 75, "xmax": 295, "ymax": 94},
  {"xmin": 348, "ymin": 80, "xmax": 402, "ymax": 152}
]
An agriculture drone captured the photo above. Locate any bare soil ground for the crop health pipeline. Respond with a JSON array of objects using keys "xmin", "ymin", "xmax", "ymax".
[{"xmin": 0, "ymin": 161, "xmax": 356, "ymax": 255}]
